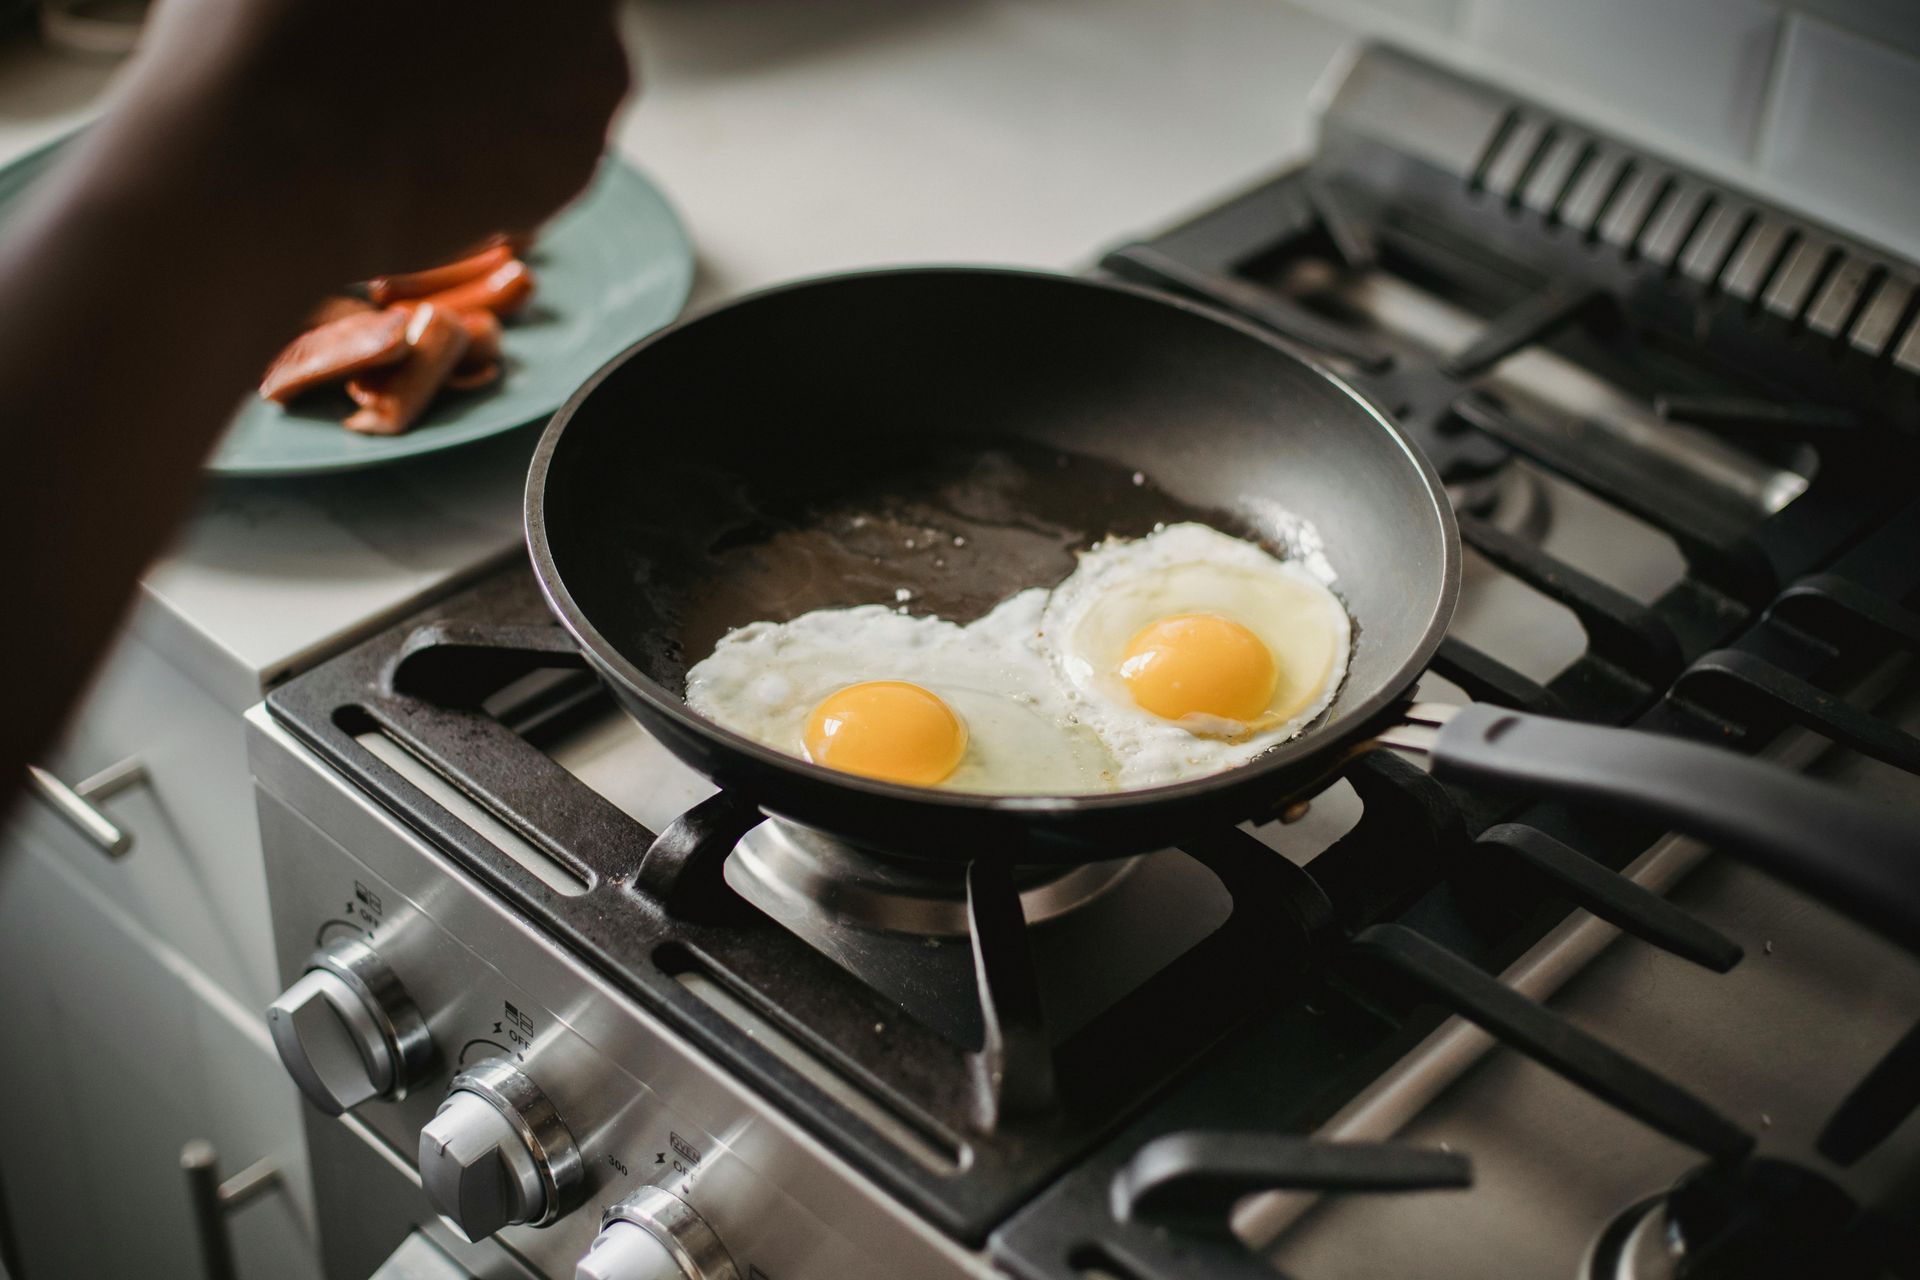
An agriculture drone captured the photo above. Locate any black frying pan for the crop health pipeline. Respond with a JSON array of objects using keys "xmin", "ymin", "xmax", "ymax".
[{"xmin": 527, "ymin": 268, "xmax": 1920, "ymax": 951}]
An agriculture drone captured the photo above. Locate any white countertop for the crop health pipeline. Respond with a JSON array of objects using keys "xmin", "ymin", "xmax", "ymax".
[{"xmin": 3, "ymin": 0, "xmax": 1360, "ymax": 709}]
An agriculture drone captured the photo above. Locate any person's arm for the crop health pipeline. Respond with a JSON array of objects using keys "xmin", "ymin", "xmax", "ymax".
[{"xmin": 0, "ymin": 0, "xmax": 629, "ymax": 785}]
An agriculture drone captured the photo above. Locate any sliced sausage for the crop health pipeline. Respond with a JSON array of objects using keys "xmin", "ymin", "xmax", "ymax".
[
  {"xmin": 260, "ymin": 308, "xmax": 411, "ymax": 404},
  {"xmin": 367, "ymin": 244, "xmax": 514, "ymax": 306},
  {"xmin": 446, "ymin": 360, "xmax": 501, "ymax": 392},
  {"xmin": 305, "ymin": 295, "xmax": 375, "ymax": 327},
  {"xmin": 416, "ymin": 258, "xmax": 535, "ymax": 317},
  {"xmin": 453, "ymin": 309, "xmax": 502, "ymax": 370},
  {"xmin": 343, "ymin": 304, "xmax": 470, "ymax": 435}
]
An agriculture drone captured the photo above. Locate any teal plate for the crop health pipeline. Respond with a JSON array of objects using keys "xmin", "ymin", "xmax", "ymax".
[{"xmin": 0, "ymin": 135, "xmax": 693, "ymax": 476}]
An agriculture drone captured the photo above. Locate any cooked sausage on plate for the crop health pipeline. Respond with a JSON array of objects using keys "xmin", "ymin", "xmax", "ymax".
[{"xmin": 257, "ymin": 236, "xmax": 537, "ymax": 434}]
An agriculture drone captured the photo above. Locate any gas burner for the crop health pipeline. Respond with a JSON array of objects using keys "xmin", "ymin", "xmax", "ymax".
[
  {"xmin": 1583, "ymin": 1159, "xmax": 1860, "ymax": 1280},
  {"xmin": 726, "ymin": 819, "xmax": 1138, "ymax": 936},
  {"xmin": 1446, "ymin": 460, "xmax": 1550, "ymax": 540},
  {"xmin": 720, "ymin": 818, "xmax": 1225, "ymax": 1050}
]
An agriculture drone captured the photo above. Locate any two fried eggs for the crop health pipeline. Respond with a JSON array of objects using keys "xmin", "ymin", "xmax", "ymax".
[{"xmin": 683, "ymin": 523, "xmax": 1351, "ymax": 794}]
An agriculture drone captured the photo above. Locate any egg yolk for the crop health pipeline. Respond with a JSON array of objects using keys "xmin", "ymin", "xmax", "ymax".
[
  {"xmin": 1119, "ymin": 613, "xmax": 1277, "ymax": 724},
  {"xmin": 803, "ymin": 681, "xmax": 968, "ymax": 786}
]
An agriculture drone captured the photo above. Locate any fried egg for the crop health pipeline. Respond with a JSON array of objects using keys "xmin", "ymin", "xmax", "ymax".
[
  {"xmin": 1037, "ymin": 523, "xmax": 1350, "ymax": 788},
  {"xmin": 684, "ymin": 592, "xmax": 1116, "ymax": 794}
]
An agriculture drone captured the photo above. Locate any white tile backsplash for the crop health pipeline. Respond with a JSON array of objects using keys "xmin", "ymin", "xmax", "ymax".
[
  {"xmin": 1345, "ymin": 0, "xmax": 1466, "ymax": 36},
  {"xmin": 1274, "ymin": 0, "xmax": 1920, "ymax": 260},
  {"xmin": 1759, "ymin": 17, "xmax": 1920, "ymax": 262},
  {"xmin": 1461, "ymin": 0, "xmax": 1782, "ymax": 159}
]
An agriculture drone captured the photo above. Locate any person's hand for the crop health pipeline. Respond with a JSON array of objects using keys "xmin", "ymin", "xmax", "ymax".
[
  {"xmin": 107, "ymin": 0, "xmax": 633, "ymax": 278},
  {"xmin": 0, "ymin": 0, "xmax": 634, "ymax": 787}
]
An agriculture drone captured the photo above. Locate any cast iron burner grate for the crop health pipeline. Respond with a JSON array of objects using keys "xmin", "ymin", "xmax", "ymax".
[{"xmin": 987, "ymin": 45, "xmax": 1920, "ymax": 1280}]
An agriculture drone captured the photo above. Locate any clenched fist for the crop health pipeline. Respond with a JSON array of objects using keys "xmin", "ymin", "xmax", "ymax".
[{"xmin": 120, "ymin": 0, "xmax": 634, "ymax": 275}]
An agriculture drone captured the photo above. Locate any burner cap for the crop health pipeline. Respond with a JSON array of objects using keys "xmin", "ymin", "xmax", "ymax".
[
  {"xmin": 727, "ymin": 819, "xmax": 1137, "ymax": 936},
  {"xmin": 1446, "ymin": 459, "xmax": 1550, "ymax": 538},
  {"xmin": 1583, "ymin": 1159, "xmax": 1860, "ymax": 1280}
]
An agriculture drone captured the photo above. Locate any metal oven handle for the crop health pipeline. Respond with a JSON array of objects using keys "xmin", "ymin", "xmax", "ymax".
[
  {"xmin": 24, "ymin": 757, "xmax": 147, "ymax": 857},
  {"xmin": 180, "ymin": 1140, "xmax": 282, "ymax": 1280}
]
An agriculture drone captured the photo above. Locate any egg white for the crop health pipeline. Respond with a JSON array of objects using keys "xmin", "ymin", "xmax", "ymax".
[
  {"xmin": 1036, "ymin": 523, "xmax": 1352, "ymax": 789},
  {"xmin": 685, "ymin": 522, "xmax": 1350, "ymax": 796},
  {"xmin": 684, "ymin": 591, "xmax": 1116, "ymax": 794}
]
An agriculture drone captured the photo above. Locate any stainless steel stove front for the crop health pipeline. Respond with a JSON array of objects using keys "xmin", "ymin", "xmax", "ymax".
[{"xmin": 248, "ymin": 705, "xmax": 987, "ymax": 1280}]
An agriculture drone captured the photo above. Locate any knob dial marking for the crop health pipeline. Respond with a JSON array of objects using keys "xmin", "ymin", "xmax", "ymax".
[{"xmin": 581, "ymin": 1186, "xmax": 738, "ymax": 1280}]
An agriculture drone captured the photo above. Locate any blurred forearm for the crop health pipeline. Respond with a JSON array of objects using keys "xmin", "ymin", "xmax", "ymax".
[
  {"xmin": 0, "ymin": 0, "xmax": 627, "ymax": 791},
  {"xmin": 0, "ymin": 89, "xmax": 355, "ymax": 782}
]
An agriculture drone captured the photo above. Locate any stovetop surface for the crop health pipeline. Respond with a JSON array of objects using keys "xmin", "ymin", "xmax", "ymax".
[
  {"xmin": 1272, "ymin": 739, "xmax": 1920, "ymax": 1277},
  {"xmin": 264, "ymin": 44, "xmax": 1920, "ymax": 1280}
]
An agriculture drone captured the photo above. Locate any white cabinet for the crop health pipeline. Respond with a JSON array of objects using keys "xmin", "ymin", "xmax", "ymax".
[
  {"xmin": 20, "ymin": 633, "xmax": 279, "ymax": 1007},
  {"xmin": 0, "ymin": 811, "xmax": 321, "ymax": 1280}
]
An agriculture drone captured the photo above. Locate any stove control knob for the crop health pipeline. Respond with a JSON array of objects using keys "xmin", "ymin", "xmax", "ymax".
[
  {"xmin": 420, "ymin": 1059, "xmax": 582, "ymax": 1242},
  {"xmin": 578, "ymin": 1187, "xmax": 738, "ymax": 1280},
  {"xmin": 267, "ymin": 938, "xmax": 433, "ymax": 1116}
]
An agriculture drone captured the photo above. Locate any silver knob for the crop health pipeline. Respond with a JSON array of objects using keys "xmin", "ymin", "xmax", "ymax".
[
  {"xmin": 577, "ymin": 1187, "xmax": 738, "ymax": 1280},
  {"xmin": 576, "ymin": 1223, "xmax": 682, "ymax": 1280},
  {"xmin": 420, "ymin": 1060, "xmax": 582, "ymax": 1242},
  {"xmin": 267, "ymin": 939, "xmax": 433, "ymax": 1116}
]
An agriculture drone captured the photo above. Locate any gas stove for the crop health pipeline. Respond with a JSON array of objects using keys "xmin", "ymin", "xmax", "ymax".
[{"xmin": 251, "ymin": 45, "xmax": 1920, "ymax": 1280}]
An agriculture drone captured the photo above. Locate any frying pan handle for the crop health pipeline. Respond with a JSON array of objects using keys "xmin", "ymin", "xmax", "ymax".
[{"xmin": 1426, "ymin": 705, "xmax": 1920, "ymax": 954}]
